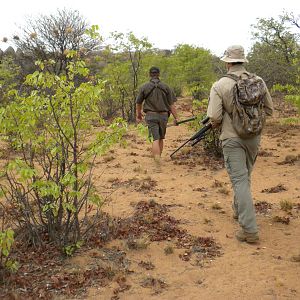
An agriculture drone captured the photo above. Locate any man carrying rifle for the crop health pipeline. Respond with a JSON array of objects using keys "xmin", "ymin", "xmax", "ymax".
[
  {"xmin": 207, "ymin": 45, "xmax": 273, "ymax": 243},
  {"xmin": 136, "ymin": 67, "xmax": 179, "ymax": 164}
]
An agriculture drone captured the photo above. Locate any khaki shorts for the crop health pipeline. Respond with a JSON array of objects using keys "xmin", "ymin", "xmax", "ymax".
[{"xmin": 145, "ymin": 113, "xmax": 168, "ymax": 141}]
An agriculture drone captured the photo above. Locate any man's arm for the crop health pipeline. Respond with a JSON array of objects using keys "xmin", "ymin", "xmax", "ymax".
[
  {"xmin": 207, "ymin": 83, "xmax": 223, "ymax": 128},
  {"xmin": 136, "ymin": 86, "xmax": 145, "ymax": 122},
  {"xmin": 166, "ymin": 86, "xmax": 179, "ymax": 125},
  {"xmin": 136, "ymin": 103, "xmax": 143, "ymax": 122},
  {"xmin": 170, "ymin": 104, "xmax": 179, "ymax": 125}
]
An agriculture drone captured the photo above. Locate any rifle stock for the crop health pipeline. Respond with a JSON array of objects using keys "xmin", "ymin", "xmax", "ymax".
[{"xmin": 170, "ymin": 117, "xmax": 211, "ymax": 158}]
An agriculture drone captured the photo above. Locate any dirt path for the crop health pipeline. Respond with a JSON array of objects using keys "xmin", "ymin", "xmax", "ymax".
[{"xmin": 79, "ymin": 97, "xmax": 300, "ymax": 300}]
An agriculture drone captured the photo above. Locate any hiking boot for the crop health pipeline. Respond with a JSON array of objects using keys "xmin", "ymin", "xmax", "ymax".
[
  {"xmin": 236, "ymin": 230, "xmax": 259, "ymax": 244},
  {"xmin": 291, "ymin": 254, "xmax": 300, "ymax": 262}
]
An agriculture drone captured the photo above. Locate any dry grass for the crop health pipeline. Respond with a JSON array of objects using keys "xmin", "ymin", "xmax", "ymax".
[
  {"xmin": 164, "ymin": 245, "xmax": 174, "ymax": 255},
  {"xmin": 211, "ymin": 203, "xmax": 222, "ymax": 210},
  {"xmin": 218, "ymin": 187, "xmax": 230, "ymax": 195},
  {"xmin": 280, "ymin": 200, "xmax": 294, "ymax": 212}
]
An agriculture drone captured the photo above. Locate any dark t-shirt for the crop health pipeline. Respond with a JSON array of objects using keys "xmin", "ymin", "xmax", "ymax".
[{"xmin": 136, "ymin": 78, "xmax": 177, "ymax": 113}]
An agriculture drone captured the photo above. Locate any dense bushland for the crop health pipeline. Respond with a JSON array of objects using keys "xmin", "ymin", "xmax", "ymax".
[{"xmin": 0, "ymin": 9, "xmax": 299, "ymax": 271}]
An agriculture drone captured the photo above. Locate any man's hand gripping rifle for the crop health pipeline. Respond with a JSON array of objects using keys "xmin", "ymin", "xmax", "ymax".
[{"xmin": 170, "ymin": 116, "xmax": 212, "ymax": 158}]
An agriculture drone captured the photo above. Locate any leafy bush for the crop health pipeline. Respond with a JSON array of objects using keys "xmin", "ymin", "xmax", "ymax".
[
  {"xmin": 0, "ymin": 56, "xmax": 21, "ymax": 105},
  {"xmin": 171, "ymin": 44, "xmax": 216, "ymax": 99},
  {"xmin": 249, "ymin": 13, "xmax": 299, "ymax": 88},
  {"xmin": 0, "ymin": 53, "xmax": 127, "ymax": 250},
  {"xmin": 285, "ymin": 94, "xmax": 300, "ymax": 114},
  {"xmin": 100, "ymin": 32, "xmax": 152, "ymax": 122},
  {"xmin": 191, "ymin": 99, "xmax": 222, "ymax": 157},
  {"xmin": 0, "ymin": 205, "xmax": 18, "ymax": 274},
  {"xmin": 272, "ymin": 66, "xmax": 300, "ymax": 115},
  {"xmin": 0, "ymin": 228, "xmax": 18, "ymax": 272}
]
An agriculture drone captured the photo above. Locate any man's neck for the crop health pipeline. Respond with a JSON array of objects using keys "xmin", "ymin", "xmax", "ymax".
[{"xmin": 227, "ymin": 64, "xmax": 246, "ymax": 72}]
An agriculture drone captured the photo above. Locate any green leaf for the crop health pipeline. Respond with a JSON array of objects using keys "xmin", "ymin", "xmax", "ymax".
[
  {"xmin": 88, "ymin": 193, "xmax": 103, "ymax": 207},
  {"xmin": 5, "ymin": 259, "xmax": 19, "ymax": 272},
  {"xmin": 61, "ymin": 173, "xmax": 77, "ymax": 186},
  {"xmin": 62, "ymin": 202, "xmax": 77, "ymax": 213}
]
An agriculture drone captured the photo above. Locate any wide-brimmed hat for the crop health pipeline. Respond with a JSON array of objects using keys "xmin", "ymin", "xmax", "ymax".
[{"xmin": 221, "ymin": 45, "xmax": 248, "ymax": 63}]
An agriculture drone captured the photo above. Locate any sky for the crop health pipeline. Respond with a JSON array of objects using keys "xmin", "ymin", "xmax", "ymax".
[{"xmin": 0, "ymin": 0, "xmax": 299, "ymax": 57}]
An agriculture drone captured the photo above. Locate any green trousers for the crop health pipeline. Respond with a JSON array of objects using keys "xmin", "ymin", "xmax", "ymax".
[{"xmin": 222, "ymin": 136, "xmax": 260, "ymax": 233}]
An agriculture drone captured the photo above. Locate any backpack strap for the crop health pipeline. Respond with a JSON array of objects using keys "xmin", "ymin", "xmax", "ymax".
[
  {"xmin": 223, "ymin": 73, "xmax": 239, "ymax": 81},
  {"xmin": 144, "ymin": 81, "xmax": 168, "ymax": 100},
  {"xmin": 157, "ymin": 85, "xmax": 168, "ymax": 96},
  {"xmin": 223, "ymin": 72, "xmax": 254, "ymax": 81},
  {"xmin": 144, "ymin": 84, "xmax": 156, "ymax": 100},
  {"xmin": 221, "ymin": 74, "xmax": 240, "ymax": 121}
]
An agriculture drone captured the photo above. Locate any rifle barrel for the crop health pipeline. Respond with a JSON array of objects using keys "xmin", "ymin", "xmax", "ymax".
[
  {"xmin": 190, "ymin": 123, "xmax": 212, "ymax": 146},
  {"xmin": 190, "ymin": 123, "xmax": 212, "ymax": 140},
  {"xmin": 176, "ymin": 116, "xmax": 197, "ymax": 125},
  {"xmin": 169, "ymin": 117, "xmax": 212, "ymax": 158},
  {"xmin": 170, "ymin": 139, "xmax": 191, "ymax": 158}
]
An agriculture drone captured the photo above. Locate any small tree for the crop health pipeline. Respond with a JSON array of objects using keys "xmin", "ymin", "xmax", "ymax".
[
  {"xmin": 141, "ymin": 50, "xmax": 184, "ymax": 97},
  {"xmin": 105, "ymin": 32, "xmax": 152, "ymax": 121},
  {"xmin": 0, "ymin": 56, "xmax": 21, "ymax": 105},
  {"xmin": 249, "ymin": 12, "xmax": 300, "ymax": 87},
  {"xmin": 251, "ymin": 12, "xmax": 300, "ymax": 116},
  {"xmin": 171, "ymin": 44, "xmax": 216, "ymax": 99},
  {"xmin": 100, "ymin": 49, "xmax": 132, "ymax": 119},
  {"xmin": 0, "ymin": 53, "xmax": 126, "ymax": 251},
  {"xmin": 251, "ymin": 15, "xmax": 299, "ymax": 64},
  {"xmin": 14, "ymin": 9, "xmax": 101, "ymax": 75},
  {"xmin": 247, "ymin": 42, "xmax": 298, "ymax": 87}
]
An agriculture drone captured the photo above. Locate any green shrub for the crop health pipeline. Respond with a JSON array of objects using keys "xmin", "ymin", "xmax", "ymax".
[
  {"xmin": 0, "ymin": 228, "xmax": 18, "ymax": 272},
  {"xmin": 0, "ymin": 53, "xmax": 127, "ymax": 250},
  {"xmin": 191, "ymin": 99, "xmax": 222, "ymax": 157}
]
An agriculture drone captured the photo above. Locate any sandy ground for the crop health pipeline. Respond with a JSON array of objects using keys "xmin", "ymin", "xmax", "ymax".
[{"xmin": 70, "ymin": 97, "xmax": 300, "ymax": 300}]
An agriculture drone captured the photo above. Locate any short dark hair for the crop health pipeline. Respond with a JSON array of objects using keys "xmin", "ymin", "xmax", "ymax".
[{"xmin": 149, "ymin": 66, "xmax": 160, "ymax": 73}]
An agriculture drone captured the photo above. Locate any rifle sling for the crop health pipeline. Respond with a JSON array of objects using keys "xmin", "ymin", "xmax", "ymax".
[
  {"xmin": 144, "ymin": 84, "xmax": 168, "ymax": 100},
  {"xmin": 222, "ymin": 74, "xmax": 240, "ymax": 120}
]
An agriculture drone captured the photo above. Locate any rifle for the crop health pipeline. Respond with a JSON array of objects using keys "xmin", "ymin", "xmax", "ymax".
[
  {"xmin": 176, "ymin": 116, "xmax": 197, "ymax": 125},
  {"xmin": 167, "ymin": 116, "xmax": 197, "ymax": 127},
  {"xmin": 170, "ymin": 116, "xmax": 212, "ymax": 158}
]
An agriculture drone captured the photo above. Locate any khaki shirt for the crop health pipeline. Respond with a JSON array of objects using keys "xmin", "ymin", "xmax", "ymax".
[
  {"xmin": 136, "ymin": 78, "xmax": 176, "ymax": 113},
  {"xmin": 207, "ymin": 64, "xmax": 274, "ymax": 140}
]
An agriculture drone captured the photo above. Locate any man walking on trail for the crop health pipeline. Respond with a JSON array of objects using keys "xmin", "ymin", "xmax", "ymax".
[
  {"xmin": 207, "ymin": 45, "xmax": 274, "ymax": 243},
  {"xmin": 136, "ymin": 66, "xmax": 179, "ymax": 162}
]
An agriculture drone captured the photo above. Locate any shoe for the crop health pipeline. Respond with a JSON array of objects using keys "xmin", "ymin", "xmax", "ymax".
[
  {"xmin": 291, "ymin": 254, "xmax": 300, "ymax": 262},
  {"xmin": 236, "ymin": 230, "xmax": 259, "ymax": 244}
]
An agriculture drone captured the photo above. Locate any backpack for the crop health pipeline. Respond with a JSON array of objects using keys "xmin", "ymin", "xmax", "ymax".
[{"xmin": 224, "ymin": 72, "xmax": 267, "ymax": 138}]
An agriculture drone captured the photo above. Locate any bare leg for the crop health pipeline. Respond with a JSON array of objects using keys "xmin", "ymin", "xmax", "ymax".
[
  {"xmin": 159, "ymin": 139, "xmax": 164, "ymax": 155},
  {"xmin": 152, "ymin": 140, "xmax": 161, "ymax": 157}
]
